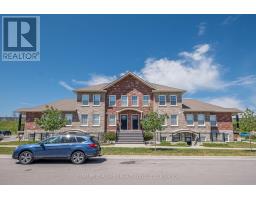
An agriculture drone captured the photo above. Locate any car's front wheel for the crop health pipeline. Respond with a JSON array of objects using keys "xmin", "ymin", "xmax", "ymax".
[
  {"xmin": 19, "ymin": 151, "xmax": 33, "ymax": 165},
  {"xmin": 71, "ymin": 151, "xmax": 86, "ymax": 164}
]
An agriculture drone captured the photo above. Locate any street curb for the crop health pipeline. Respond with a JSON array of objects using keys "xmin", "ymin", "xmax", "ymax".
[{"xmin": 1, "ymin": 154, "xmax": 256, "ymax": 160}]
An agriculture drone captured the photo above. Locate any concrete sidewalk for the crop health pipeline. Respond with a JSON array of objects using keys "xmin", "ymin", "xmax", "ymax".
[{"xmin": 0, "ymin": 143, "xmax": 256, "ymax": 150}]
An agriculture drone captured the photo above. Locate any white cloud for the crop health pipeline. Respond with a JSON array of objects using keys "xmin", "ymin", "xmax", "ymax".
[
  {"xmin": 59, "ymin": 81, "xmax": 74, "ymax": 91},
  {"xmin": 139, "ymin": 44, "xmax": 223, "ymax": 92},
  {"xmin": 84, "ymin": 74, "xmax": 117, "ymax": 86},
  {"xmin": 198, "ymin": 22, "xmax": 206, "ymax": 36},
  {"xmin": 223, "ymin": 75, "xmax": 256, "ymax": 87},
  {"xmin": 208, "ymin": 96, "xmax": 245, "ymax": 110}
]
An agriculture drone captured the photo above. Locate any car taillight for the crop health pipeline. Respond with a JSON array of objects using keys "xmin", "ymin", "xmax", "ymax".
[{"xmin": 88, "ymin": 143, "xmax": 97, "ymax": 148}]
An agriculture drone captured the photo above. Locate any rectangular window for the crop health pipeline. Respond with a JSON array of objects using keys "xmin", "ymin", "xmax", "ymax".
[
  {"xmin": 159, "ymin": 95, "xmax": 166, "ymax": 106},
  {"xmin": 93, "ymin": 94, "xmax": 101, "ymax": 106},
  {"xmin": 160, "ymin": 114, "xmax": 167, "ymax": 126},
  {"xmin": 65, "ymin": 114, "xmax": 73, "ymax": 126},
  {"xmin": 80, "ymin": 114, "xmax": 88, "ymax": 126},
  {"xmin": 108, "ymin": 114, "xmax": 116, "ymax": 126},
  {"xmin": 210, "ymin": 115, "xmax": 217, "ymax": 126},
  {"xmin": 109, "ymin": 95, "xmax": 116, "ymax": 107},
  {"xmin": 170, "ymin": 114, "xmax": 178, "ymax": 126},
  {"xmin": 82, "ymin": 94, "xmax": 89, "ymax": 106},
  {"xmin": 92, "ymin": 114, "xmax": 100, "ymax": 126},
  {"xmin": 121, "ymin": 95, "xmax": 128, "ymax": 106},
  {"xmin": 170, "ymin": 95, "xmax": 177, "ymax": 106},
  {"xmin": 143, "ymin": 95, "xmax": 150, "ymax": 106},
  {"xmin": 198, "ymin": 114, "xmax": 205, "ymax": 126},
  {"xmin": 186, "ymin": 114, "xmax": 194, "ymax": 126},
  {"xmin": 131, "ymin": 95, "xmax": 138, "ymax": 106}
]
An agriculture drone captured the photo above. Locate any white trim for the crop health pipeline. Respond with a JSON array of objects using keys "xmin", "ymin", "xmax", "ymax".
[
  {"xmin": 143, "ymin": 95, "xmax": 150, "ymax": 107},
  {"xmin": 131, "ymin": 95, "xmax": 138, "ymax": 107},
  {"xmin": 186, "ymin": 113, "xmax": 194, "ymax": 126},
  {"xmin": 80, "ymin": 125, "xmax": 88, "ymax": 127},
  {"xmin": 80, "ymin": 114, "xmax": 89, "ymax": 126},
  {"xmin": 120, "ymin": 114, "xmax": 128, "ymax": 130},
  {"xmin": 65, "ymin": 125, "xmax": 72, "ymax": 127},
  {"xmin": 92, "ymin": 114, "xmax": 100, "ymax": 126},
  {"xmin": 93, "ymin": 94, "xmax": 101, "ymax": 106},
  {"xmin": 170, "ymin": 114, "xmax": 179, "ymax": 126},
  {"xmin": 81, "ymin": 94, "xmax": 89, "ymax": 106},
  {"xmin": 170, "ymin": 95, "xmax": 177, "ymax": 106},
  {"xmin": 108, "ymin": 114, "xmax": 116, "ymax": 126},
  {"xmin": 198, "ymin": 113, "xmax": 205, "ymax": 126},
  {"xmin": 121, "ymin": 95, "xmax": 128, "ymax": 107},
  {"xmin": 158, "ymin": 95, "xmax": 166, "ymax": 106},
  {"xmin": 108, "ymin": 95, "xmax": 116, "ymax": 107}
]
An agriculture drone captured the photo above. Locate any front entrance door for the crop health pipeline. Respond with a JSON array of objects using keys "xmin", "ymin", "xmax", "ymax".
[
  {"xmin": 132, "ymin": 114, "xmax": 139, "ymax": 130},
  {"xmin": 120, "ymin": 114, "xmax": 128, "ymax": 130}
]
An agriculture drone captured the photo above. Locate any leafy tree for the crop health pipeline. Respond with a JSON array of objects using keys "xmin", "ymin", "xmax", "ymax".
[
  {"xmin": 239, "ymin": 108, "xmax": 256, "ymax": 150},
  {"xmin": 239, "ymin": 108, "xmax": 256, "ymax": 132},
  {"xmin": 36, "ymin": 106, "xmax": 67, "ymax": 133},
  {"xmin": 141, "ymin": 111, "xmax": 167, "ymax": 150}
]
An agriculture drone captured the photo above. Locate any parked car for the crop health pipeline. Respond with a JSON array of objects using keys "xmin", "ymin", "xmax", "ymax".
[
  {"xmin": 12, "ymin": 134, "xmax": 101, "ymax": 164},
  {"xmin": 0, "ymin": 130, "xmax": 12, "ymax": 136},
  {"xmin": 0, "ymin": 133, "xmax": 4, "ymax": 140}
]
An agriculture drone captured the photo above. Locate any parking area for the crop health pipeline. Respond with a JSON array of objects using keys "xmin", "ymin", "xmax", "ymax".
[{"xmin": 1, "ymin": 156, "xmax": 256, "ymax": 184}]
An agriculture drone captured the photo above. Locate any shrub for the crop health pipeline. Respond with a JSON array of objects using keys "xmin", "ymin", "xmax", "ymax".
[
  {"xmin": 144, "ymin": 132, "xmax": 153, "ymax": 141},
  {"xmin": 104, "ymin": 132, "xmax": 116, "ymax": 142}
]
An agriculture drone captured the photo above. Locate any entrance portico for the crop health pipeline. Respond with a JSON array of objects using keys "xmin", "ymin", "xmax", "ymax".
[{"xmin": 117, "ymin": 108, "xmax": 143, "ymax": 130}]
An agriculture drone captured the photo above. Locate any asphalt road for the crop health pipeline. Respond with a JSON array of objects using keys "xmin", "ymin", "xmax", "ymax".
[{"xmin": 1, "ymin": 156, "xmax": 256, "ymax": 184}]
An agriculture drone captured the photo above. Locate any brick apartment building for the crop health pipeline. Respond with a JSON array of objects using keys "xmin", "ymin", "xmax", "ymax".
[{"xmin": 17, "ymin": 72, "xmax": 240, "ymax": 143}]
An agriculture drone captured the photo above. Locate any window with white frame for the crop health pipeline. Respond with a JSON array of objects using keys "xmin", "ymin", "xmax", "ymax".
[
  {"xmin": 210, "ymin": 115, "xmax": 217, "ymax": 126},
  {"xmin": 80, "ymin": 114, "xmax": 88, "ymax": 126},
  {"xmin": 159, "ymin": 95, "xmax": 166, "ymax": 106},
  {"xmin": 65, "ymin": 113, "xmax": 73, "ymax": 126},
  {"xmin": 93, "ymin": 94, "xmax": 101, "ymax": 106},
  {"xmin": 198, "ymin": 114, "xmax": 205, "ymax": 126},
  {"xmin": 143, "ymin": 95, "xmax": 150, "ymax": 106},
  {"xmin": 92, "ymin": 114, "xmax": 100, "ymax": 126},
  {"xmin": 170, "ymin": 114, "xmax": 178, "ymax": 126},
  {"xmin": 186, "ymin": 114, "xmax": 194, "ymax": 126},
  {"xmin": 108, "ymin": 114, "xmax": 116, "ymax": 126},
  {"xmin": 170, "ymin": 95, "xmax": 177, "ymax": 106},
  {"xmin": 121, "ymin": 95, "xmax": 128, "ymax": 106},
  {"xmin": 160, "ymin": 114, "xmax": 168, "ymax": 126},
  {"xmin": 82, "ymin": 94, "xmax": 89, "ymax": 106},
  {"xmin": 109, "ymin": 95, "xmax": 116, "ymax": 107},
  {"xmin": 131, "ymin": 95, "xmax": 138, "ymax": 106}
]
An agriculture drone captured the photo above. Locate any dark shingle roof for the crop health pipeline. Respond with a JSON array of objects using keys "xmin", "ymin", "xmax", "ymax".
[
  {"xmin": 16, "ymin": 99, "xmax": 77, "ymax": 112},
  {"xmin": 182, "ymin": 99, "xmax": 241, "ymax": 113}
]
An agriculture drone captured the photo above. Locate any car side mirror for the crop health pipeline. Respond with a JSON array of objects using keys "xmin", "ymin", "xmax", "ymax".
[{"xmin": 39, "ymin": 142, "xmax": 45, "ymax": 146}]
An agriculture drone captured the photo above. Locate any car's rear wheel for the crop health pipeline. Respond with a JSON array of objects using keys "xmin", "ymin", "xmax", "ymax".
[
  {"xmin": 19, "ymin": 151, "xmax": 33, "ymax": 165},
  {"xmin": 71, "ymin": 151, "xmax": 86, "ymax": 164}
]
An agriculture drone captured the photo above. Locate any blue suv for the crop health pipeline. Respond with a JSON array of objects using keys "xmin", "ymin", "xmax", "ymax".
[{"xmin": 12, "ymin": 134, "xmax": 101, "ymax": 164}]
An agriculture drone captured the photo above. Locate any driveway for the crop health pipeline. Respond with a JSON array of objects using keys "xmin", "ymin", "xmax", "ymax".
[{"xmin": 0, "ymin": 156, "xmax": 256, "ymax": 184}]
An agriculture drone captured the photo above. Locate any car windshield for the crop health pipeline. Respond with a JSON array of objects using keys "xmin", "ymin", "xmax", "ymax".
[{"xmin": 41, "ymin": 136, "xmax": 61, "ymax": 144}]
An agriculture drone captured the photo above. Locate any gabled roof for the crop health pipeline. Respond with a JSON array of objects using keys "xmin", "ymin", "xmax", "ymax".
[
  {"xmin": 16, "ymin": 99, "xmax": 77, "ymax": 113},
  {"xmin": 74, "ymin": 72, "xmax": 186, "ymax": 93},
  {"xmin": 182, "ymin": 99, "xmax": 241, "ymax": 113}
]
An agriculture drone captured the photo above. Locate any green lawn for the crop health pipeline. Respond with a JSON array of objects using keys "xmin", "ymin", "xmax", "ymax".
[
  {"xmin": 0, "ymin": 120, "xmax": 18, "ymax": 135},
  {"xmin": 1, "ymin": 147, "xmax": 256, "ymax": 156},
  {"xmin": 157, "ymin": 141, "xmax": 189, "ymax": 147},
  {"xmin": 201, "ymin": 142, "xmax": 256, "ymax": 148},
  {"xmin": 101, "ymin": 147, "xmax": 256, "ymax": 156}
]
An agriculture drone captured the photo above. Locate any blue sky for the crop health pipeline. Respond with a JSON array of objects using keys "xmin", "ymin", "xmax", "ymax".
[{"xmin": 1, "ymin": 14, "xmax": 256, "ymax": 116}]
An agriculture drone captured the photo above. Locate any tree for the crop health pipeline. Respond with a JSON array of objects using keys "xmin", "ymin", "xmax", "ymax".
[
  {"xmin": 239, "ymin": 108, "xmax": 256, "ymax": 150},
  {"xmin": 141, "ymin": 111, "xmax": 167, "ymax": 150},
  {"xmin": 36, "ymin": 106, "xmax": 67, "ymax": 134}
]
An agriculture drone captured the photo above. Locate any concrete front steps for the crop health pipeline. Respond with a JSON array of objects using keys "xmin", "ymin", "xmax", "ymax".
[{"xmin": 116, "ymin": 130, "xmax": 145, "ymax": 144}]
